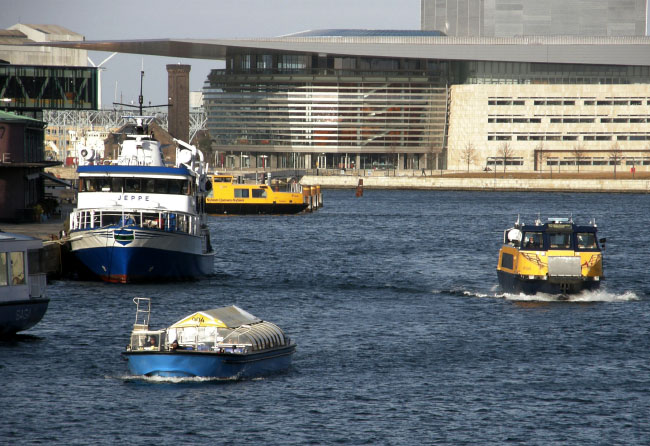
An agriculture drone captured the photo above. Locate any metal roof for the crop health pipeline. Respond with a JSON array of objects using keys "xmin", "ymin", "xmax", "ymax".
[
  {"xmin": 282, "ymin": 29, "xmax": 446, "ymax": 37},
  {"xmin": 32, "ymin": 34, "xmax": 650, "ymax": 66}
]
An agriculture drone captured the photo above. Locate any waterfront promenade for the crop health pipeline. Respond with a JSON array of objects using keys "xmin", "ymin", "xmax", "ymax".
[{"xmin": 301, "ymin": 171, "xmax": 650, "ymax": 193}]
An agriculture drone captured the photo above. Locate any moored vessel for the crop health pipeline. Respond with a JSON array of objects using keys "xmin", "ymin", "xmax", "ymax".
[
  {"xmin": 67, "ymin": 116, "xmax": 214, "ymax": 283},
  {"xmin": 123, "ymin": 298, "xmax": 296, "ymax": 378},
  {"xmin": 0, "ymin": 232, "xmax": 49, "ymax": 336},
  {"xmin": 497, "ymin": 216, "xmax": 604, "ymax": 296},
  {"xmin": 205, "ymin": 174, "xmax": 320, "ymax": 214}
]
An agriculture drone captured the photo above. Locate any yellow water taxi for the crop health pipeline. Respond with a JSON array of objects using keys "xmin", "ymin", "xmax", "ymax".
[
  {"xmin": 497, "ymin": 217, "xmax": 604, "ymax": 295},
  {"xmin": 205, "ymin": 174, "xmax": 316, "ymax": 214}
]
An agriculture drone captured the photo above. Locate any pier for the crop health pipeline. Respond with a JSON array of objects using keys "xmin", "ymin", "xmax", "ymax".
[{"xmin": 0, "ymin": 220, "xmax": 68, "ymax": 279}]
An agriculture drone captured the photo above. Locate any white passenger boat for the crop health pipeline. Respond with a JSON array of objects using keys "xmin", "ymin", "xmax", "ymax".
[
  {"xmin": 68, "ymin": 116, "xmax": 214, "ymax": 283},
  {"xmin": 0, "ymin": 232, "xmax": 49, "ymax": 336}
]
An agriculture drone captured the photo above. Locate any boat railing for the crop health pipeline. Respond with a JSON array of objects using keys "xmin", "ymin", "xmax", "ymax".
[
  {"xmin": 71, "ymin": 209, "xmax": 202, "ymax": 236},
  {"xmin": 132, "ymin": 297, "xmax": 151, "ymax": 330}
]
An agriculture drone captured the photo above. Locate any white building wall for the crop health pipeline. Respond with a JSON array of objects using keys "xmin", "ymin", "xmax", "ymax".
[{"xmin": 447, "ymin": 84, "xmax": 650, "ymax": 171}]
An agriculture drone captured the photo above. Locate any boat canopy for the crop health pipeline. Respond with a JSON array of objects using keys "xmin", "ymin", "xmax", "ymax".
[
  {"xmin": 169, "ymin": 305, "xmax": 261, "ymax": 329},
  {"xmin": 167, "ymin": 305, "xmax": 289, "ymax": 351}
]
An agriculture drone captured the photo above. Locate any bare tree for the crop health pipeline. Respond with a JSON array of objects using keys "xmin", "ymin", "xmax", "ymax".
[
  {"xmin": 460, "ymin": 141, "xmax": 477, "ymax": 172},
  {"xmin": 572, "ymin": 144, "xmax": 586, "ymax": 173},
  {"xmin": 608, "ymin": 142, "xmax": 623, "ymax": 179},
  {"xmin": 498, "ymin": 142, "xmax": 514, "ymax": 172}
]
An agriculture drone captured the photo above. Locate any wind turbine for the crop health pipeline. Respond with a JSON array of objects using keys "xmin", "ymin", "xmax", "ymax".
[{"xmin": 88, "ymin": 52, "xmax": 117, "ymax": 109}]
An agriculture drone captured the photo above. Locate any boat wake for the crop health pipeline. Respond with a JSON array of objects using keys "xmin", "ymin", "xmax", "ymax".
[
  {"xmin": 498, "ymin": 288, "xmax": 639, "ymax": 303},
  {"xmin": 452, "ymin": 287, "xmax": 639, "ymax": 302},
  {"xmin": 120, "ymin": 374, "xmax": 246, "ymax": 384}
]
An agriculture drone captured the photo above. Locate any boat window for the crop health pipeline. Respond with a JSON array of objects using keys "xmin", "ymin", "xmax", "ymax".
[
  {"xmin": 81, "ymin": 178, "xmax": 95, "ymax": 192},
  {"xmin": 181, "ymin": 180, "xmax": 190, "ymax": 195},
  {"xmin": 143, "ymin": 178, "xmax": 155, "ymax": 193},
  {"xmin": 10, "ymin": 251, "xmax": 25, "ymax": 285},
  {"xmin": 252, "ymin": 189, "xmax": 267, "ymax": 198},
  {"xmin": 576, "ymin": 232, "xmax": 597, "ymax": 250},
  {"xmin": 548, "ymin": 232, "xmax": 571, "ymax": 249},
  {"xmin": 523, "ymin": 232, "xmax": 543, "ymax": 250},
  {"xmin": 168, "ymin": 180, "xmax": 182, "ymax": 195},
  {"xmin": 500, "ymin": 252, "xmax": 514, "ymax": 269},
  {"xmin": 98, "ymin": 178, "xmax": 111, "ymax": 192},
  {"xmin": 234, "ymin": 188, "xmax": 250, "ymax": 198},
  {"xmin": 0, "ymin": 253, "xmax": 7, "ymax": 286},
  {"xmin": 125, "ymin": 178, "xmax": 141, "ymax": 193},
  {"xmin": 111, "ymin": 178, "xmax": 123, "ymax": 192},
  {"xmin": 154, "ymin": 179, "xmax": 168, "ymax": 194}
]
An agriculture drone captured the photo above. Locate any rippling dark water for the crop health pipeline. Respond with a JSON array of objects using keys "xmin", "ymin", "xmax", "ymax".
[{"xmin": 3, "ymin": 190, "xmax": 650, "ymax": 445}]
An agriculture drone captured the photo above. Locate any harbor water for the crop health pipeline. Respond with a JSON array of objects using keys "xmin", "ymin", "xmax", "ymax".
[{"xmin": 3, "ymin": 189, "xmax": 650, "ymax": 445}]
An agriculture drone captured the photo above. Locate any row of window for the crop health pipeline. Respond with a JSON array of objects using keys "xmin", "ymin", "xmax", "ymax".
[
  {"xmin": 489, "ymin": 99, "xmax": 648, "ymax": 106},
  {"xmin": 488, "ymin": 134, "xmax": 650, "ymax": 141},
  {"xmin": 485, "ymin": 157, "xmax": 648, "ymax": 167},
  {"xmin": 79, "ymin": 178, "xmax": 193, "ymax": 195},
  {"xmin": 489, "ymin": 117, "xmax": 650, "ymax": 123},
  {"xmin": 233, "ymin": 188, "xmax": 267, "ymax": 199}
]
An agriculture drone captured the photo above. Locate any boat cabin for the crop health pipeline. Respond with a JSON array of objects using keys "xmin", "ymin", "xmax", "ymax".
[
  {"xmin": 0, "ymin": 232, "xmax": 47, "ymax": 302},
  {"xmin": 503, "ymin": 218, "xmax": 602, "ymax": 252}
]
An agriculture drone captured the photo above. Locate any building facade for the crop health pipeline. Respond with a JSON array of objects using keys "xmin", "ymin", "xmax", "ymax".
[
  {"xmin": 421, "ymin": 0, "xmax": 647, "ymax": 37},
  {"xmin": 0, "ymin": 111, "xmax": 58, "ymax": 222},
  {"xmin": 203, "ymin": 42, "xmax": 448, "ymax": 171},
  {"xmin": 39, "ymin": 5, "xmax": 650, "ymax": 174}
]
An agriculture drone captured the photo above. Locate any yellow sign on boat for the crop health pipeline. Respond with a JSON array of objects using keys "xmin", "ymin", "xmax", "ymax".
[{"xmin": 169, "ymin": 311, "xmax": 228, "ymax": 328}]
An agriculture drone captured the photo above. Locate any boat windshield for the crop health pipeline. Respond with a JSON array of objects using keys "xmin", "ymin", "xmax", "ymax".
[
  {"xmin": 576, "ymin": 232, "xmax": 598, "ymax": 250},
  {"xmin": 548, "ymin": 232, "xmax": 571, "ymax": 249},
  {"xmin": 523, "ymin": 232, "xmax": 543, "ymax": 250}
]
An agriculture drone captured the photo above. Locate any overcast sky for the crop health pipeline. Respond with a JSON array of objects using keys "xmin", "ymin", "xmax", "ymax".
[{"xmin": 2, "ymin": 0, "xmax": 420, "ymax": 106}]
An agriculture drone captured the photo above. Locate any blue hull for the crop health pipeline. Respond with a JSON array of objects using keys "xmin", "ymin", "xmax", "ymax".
[
  {"xmin": 497, "ymin": 270, "xmax": 601, "ymax": 295},
  {"xmin": 73, "ymin": 246, "xmax": 214, "ymax": 283},
  {"xmin": 124, "ymin": 346, "xmax": 295, "ymax": 378},
  {"xmin": 0, "ymin": 299, "xmax": 50, "ymax": 336}
]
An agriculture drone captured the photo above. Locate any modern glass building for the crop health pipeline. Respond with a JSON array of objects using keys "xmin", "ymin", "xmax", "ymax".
[
  {"xmin": 421, "ymin": 0, "xmax": 647, "ymax": 37},
  {"xmin": 203, "ymin": 30, "xmax": 448, "ymax": 171}
]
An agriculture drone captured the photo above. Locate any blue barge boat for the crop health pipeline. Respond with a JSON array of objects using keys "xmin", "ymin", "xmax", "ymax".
[{"xmin": 123, "ymin": 298, "xmax": 296, "ymax": 378}]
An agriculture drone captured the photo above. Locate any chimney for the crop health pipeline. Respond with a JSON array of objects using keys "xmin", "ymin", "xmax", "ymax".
[{"xmin": 166, "ymin": 64, "xmax": 191, "ymax": 142}]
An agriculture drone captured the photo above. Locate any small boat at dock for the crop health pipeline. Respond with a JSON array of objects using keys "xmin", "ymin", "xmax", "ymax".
[
  {"xmin": 497, "ymin": 216, "xmax": 605, "ymax": 296},
  {"xmin": 0, "ymin": 232, "xmax": 49, "ymax": 336},
  {"xmin": 205, "ymin": 174, "xmax": 321, "ymax": 214},
  {"xmin": 123, "ymin": 298, "xmax": 296, "ymax": 378}
]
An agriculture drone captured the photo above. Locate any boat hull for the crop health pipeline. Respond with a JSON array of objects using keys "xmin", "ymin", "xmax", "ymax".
[
  {"xmin": 123, "ymin": 345, "xmax": 295, "ymax": 378},
  {"xmin": 70, "ymin": 228, "xmax": 213, "ymax": 283},
  {"xmin": 206, "ymin": 202, "xmax": 308, "ymax": 215},
  {"xmin": 497, "ymin": 270, "xmax": 601, "ymax": 295},
  {"xmin": 0, "ymin": 298, "xmax": 50, "ymax": 336}
]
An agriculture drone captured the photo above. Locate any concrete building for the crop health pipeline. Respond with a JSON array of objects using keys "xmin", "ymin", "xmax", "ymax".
[
  {"xmin": 39, "ymin": 2, "xmax": 650, "ymax": 173},
  {"xmin": 421, "ymin": 0, "xmax": 647, "ymax": 37}
]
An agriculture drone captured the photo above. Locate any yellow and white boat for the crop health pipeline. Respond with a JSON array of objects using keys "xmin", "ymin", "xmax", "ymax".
[
  {"xmin": 497, "ymin": 217, "xmax": 604, "ymax": 296},
  {"xmin": 205, "ymin": 175, "xmax": 317, "ymax": 215}
]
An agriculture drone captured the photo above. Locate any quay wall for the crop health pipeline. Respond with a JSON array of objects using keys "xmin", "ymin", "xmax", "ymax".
[{"xmin": 300, "ymin": 176, "xmax": 650, "ymax": 193}]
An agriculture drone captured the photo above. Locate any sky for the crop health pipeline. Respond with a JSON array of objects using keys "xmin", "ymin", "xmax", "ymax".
[{"xmin": 1, "ymin": 0, "xmax": 420, "ymax": 107}]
